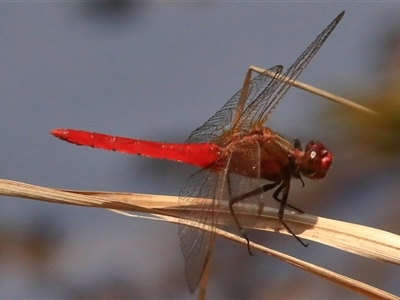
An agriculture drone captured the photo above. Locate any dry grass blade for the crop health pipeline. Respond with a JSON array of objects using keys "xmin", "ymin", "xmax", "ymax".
[
  {"xmin": 46, "ymin": 187, "xmax": 400, "ymax": 266},
  {"xmin": 1, "ymin": 179, "xmax": 399, "ymax": 299},
  {"xmin": 114, "ymin": 211, "xmax": 399, "ymax": 300},
  {"xmin": 0, "ymin": 178, "xmax": 166, "ymax": 215},
  {"xmin": 250, "ymin": 65, "xmax": 379, "ymax": 117}
]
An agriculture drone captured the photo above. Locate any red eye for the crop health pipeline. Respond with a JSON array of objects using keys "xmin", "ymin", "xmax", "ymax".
[{"xmin": 301, "ymin": 141, "xmax": 333, "ymax": 180}]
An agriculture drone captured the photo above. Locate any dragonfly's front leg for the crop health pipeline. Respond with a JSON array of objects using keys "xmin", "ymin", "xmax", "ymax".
[
  {"xmin": 289, "ymin": 139, "xmax": 305, "ymax": 187},
  {"xmin": 294, "ymin": 138, "xmax": 302, "ymax": 151},
  {"xmin": 273, "ymin": 181, "xmax": 308, "ymax": 247}
]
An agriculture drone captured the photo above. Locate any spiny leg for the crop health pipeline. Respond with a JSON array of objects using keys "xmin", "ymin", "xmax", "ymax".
[
  {"xmin": 228, "ymin": 179, "xmax": 307, "ymax": 251},
  {"xmin": 226, "ymin": 177, "xmax": 254, "ymax": 255},
  {"xmin": 276, "ymin": 200, "xmax": 304, "ymax": 213},
  {"xmin": 294, "ymin": 138, "xmax": 302, "ymax": 151},
  {"xmin": 291, "ymin": 138, "xmax": 305, "ymax": 187},
  {"xmin": 230, "ymin": 182, "xmax": 280, "ymax": 206},
  {"xmin": 228, "ymin": 194, "xmax": 253, "ymax": 255},
  {"xmin": 274, "ymin": 181, "xmax": 308, "ymax": 247},
  {"xmin": 231, "ymin": 181, "xmax": 303, "ymax": 213},
  {"xmin": 228, "ymin": 204, "xmax": 253, "ymax": 256},
  {"xmin": 228, "ymin": 182, "xmax": 281, "ymax": 255}
]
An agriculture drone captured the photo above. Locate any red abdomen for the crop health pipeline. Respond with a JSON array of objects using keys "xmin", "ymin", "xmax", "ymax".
[{"xmin": 51, "ymin": 129, "xmax": 221, "ymax": 168}]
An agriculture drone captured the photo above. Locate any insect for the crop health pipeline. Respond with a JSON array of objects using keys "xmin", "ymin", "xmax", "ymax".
[{"xmin": 51, "ymin": 11, "xmax": 343, "ymax": 293}]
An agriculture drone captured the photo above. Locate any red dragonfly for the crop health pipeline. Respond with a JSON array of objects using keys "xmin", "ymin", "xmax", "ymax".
[{"xmin": 51, "ymin": 12, "xmax": 343, "ymax": 293}]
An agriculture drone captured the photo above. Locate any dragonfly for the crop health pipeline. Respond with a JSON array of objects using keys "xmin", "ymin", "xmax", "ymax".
[{"xmin": 51, "ymin": 11, "xmax": 343, "ymax": 293}]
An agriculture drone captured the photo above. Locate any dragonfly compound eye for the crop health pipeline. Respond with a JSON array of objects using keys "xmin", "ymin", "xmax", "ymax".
[{"xmin": 301, "ymin": 141, "xmax": 333, "ymax": 180}]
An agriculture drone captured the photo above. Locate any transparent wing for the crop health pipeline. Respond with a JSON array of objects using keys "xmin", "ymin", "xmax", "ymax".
[
  {"xmin": 236, "ymin": 11, "xmax": 345, "ymax": 132},
  {"xmin": 226, "ymin": 141, "xmax": 265, "ymax": 232},
  {"xmin": 178, "ymin": 157, "xmax": 231, "ymax": 293},
  {"xmin": 186, "ymin": 66, "xmax": 282, "ymax": 145},
  {"xmin": 179, "ymin": 12, "xmax": 345, "ymax": 292},
  {"xmin": 179, "ymin": 141, "xmax": 268, "ymax": 291}
]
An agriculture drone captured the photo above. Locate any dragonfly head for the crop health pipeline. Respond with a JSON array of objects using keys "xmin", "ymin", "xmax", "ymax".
[{"xmin": 300, "ymin": 141, "xmax": 333, "ymax": 180}]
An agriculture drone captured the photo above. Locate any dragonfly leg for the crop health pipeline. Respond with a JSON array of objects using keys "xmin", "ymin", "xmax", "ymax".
[
  {"xmin": 274, "ymin": 181, "xmax": 308, "ymax": 247},
  {"xmin": 294, "ymin": 138, "xmax": 302, "ymax": 151},
  {"xmin": 230, "ymin": 182, "xmax": 279, "ymax": 205},
  {"xmin": 288, "ymin": 146, "xmax": 305, "ymax": 188},
  {"xmin": 229, "ymin": 181, "xmax": 280, "ymax": 228},
  {"xmin": 231, "ymin": 181, "xmax": 303, "ymax": 213},
  {"xmin": 228, "ymin": 198, "xmax": 254, "ymax": 256},
  {"xmin": 228, "ymin": 181, "xmax": 281, "ymax": 256},
  {"xmin": 274, "ymin": 197, "xmax": 304, "ymax": 214}
]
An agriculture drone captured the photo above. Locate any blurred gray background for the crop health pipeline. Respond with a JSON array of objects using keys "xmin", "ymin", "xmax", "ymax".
[{"xmin": 1, "ymin": 3, "xmax": 400, "ymax": 299}]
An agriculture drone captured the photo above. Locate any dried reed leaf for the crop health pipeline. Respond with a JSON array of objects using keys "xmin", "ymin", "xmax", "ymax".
[
  {"xmin": 250, "ymin": 65, "xmax": 379, "ymax": 117},
  {"xmin": 1, "ymin": 178, "xmax": 399, "ymax": 299}
]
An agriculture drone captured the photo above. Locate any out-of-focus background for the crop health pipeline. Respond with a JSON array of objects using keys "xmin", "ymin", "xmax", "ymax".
[{"xmin": 1, "ymin": 3, "xmax": 400, "ymax": 299}]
